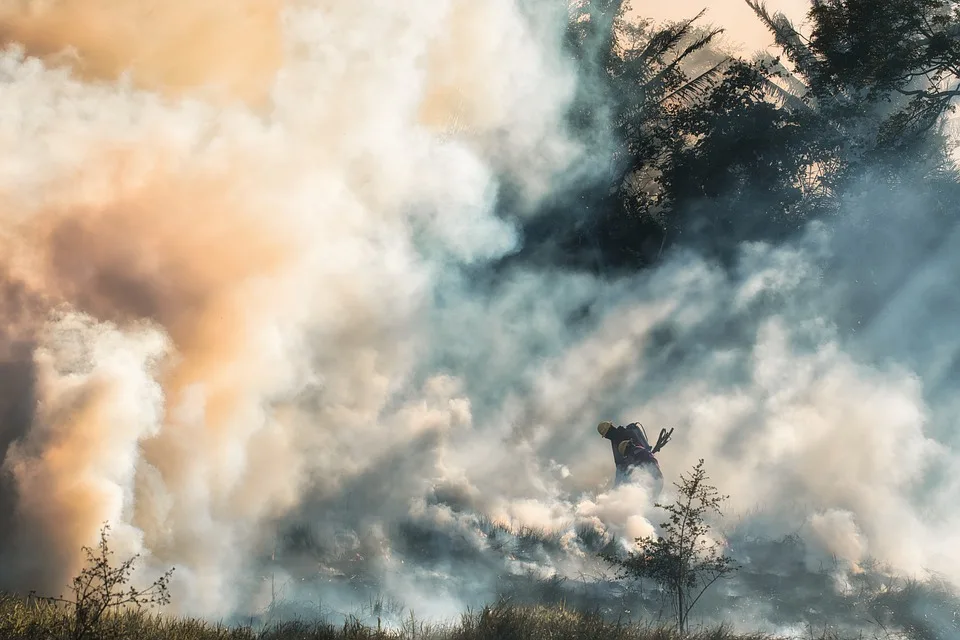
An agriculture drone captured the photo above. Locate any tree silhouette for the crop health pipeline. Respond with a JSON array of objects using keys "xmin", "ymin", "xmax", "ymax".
[{"xmin": 505, "ymin": 0, "xmax": 960, "ymax": 276}]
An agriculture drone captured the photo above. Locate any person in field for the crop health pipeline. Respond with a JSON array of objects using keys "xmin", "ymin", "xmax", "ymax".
[{"xmin": 597, "ymin": 420, "xmax": 672, "ymax": 493}]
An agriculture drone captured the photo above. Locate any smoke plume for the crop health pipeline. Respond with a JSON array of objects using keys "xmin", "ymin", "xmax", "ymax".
[{"xmin": 0, "ymin": 0, "xmax": 958, "ymax": 635}]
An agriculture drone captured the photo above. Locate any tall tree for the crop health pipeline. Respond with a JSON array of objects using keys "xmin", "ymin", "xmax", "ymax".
[
  {"xmin": 747, "ymin": 0, "xmax": 960, "ymax": 167},
  {"xmin": 508, "ymin": 1, "xmax": 960, "ymax": 276},
  {"xmin": 514, "ymin": 2, "xmax": 736, "ymax": 271}
]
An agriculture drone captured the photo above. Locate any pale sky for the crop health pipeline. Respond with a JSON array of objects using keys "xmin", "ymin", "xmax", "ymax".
[{"xmin": 633, "ymin": 0, "xmax": 811, "ymax": 55}]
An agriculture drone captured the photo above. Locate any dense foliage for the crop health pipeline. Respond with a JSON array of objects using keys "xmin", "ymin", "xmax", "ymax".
[{"xmin": 508, "ymin": 0, "xmax": 960, "ymax": 272}]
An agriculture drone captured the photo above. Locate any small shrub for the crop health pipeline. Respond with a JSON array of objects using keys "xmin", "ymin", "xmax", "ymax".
[
  {"xmin": 30, "ymin": 522, "xmax": 175, "ymax": 640},
  {"xmin": 605, "ymin": 459, "xmax": 739, "ymax": 633}
]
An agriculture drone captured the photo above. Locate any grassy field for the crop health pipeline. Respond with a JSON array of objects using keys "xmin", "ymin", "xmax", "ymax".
[
  {"xmin": 3, "ymin": 519, "xmax": 955, "ymax": 640},
  {"xmin": 3, "ymin": 483, "xmax": 954, "ymax": 640},
  {"xmin": 0, "ymin": 594, "xmax": 845, "ymax": 640}
]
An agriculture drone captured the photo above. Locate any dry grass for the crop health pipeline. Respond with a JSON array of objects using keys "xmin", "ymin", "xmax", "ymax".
[{"xmin": 0, "ymin": 594, "xmax": 860, "ymax": 640}]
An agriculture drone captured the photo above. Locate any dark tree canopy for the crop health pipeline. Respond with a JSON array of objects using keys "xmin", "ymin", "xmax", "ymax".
[{"xmin": 500, "ymin": 0, "xmax": 960, "ymax": 276}]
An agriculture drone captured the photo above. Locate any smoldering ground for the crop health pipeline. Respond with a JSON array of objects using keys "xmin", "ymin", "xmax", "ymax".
[
  {"xmin": 0, "ymin": 0, "xmax": 958, "ymax": 638},
  {"xmin": 260, "ymin": 199, "xmax": 960, "ymax": 635}
]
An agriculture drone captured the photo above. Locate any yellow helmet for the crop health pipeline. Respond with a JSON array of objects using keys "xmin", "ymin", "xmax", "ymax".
[
  {"xmin": 597, "ymin": 421, "xmax": 613, "ymax": 437},
  {"xmin": 618, "ymin": 440, "xmax": 632, "ymax": 455}
]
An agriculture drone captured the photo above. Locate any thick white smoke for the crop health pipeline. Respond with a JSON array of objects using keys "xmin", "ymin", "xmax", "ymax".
[
  {"xmin": 0, "ymin": 0, "xmax": 581, "ymax": 617},
  {"xmin": 0, "ymin": 0, "xmax": 958, "ymax": 632}
]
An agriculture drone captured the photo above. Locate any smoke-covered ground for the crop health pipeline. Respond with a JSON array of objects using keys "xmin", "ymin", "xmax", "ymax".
[{"xmin": 0, "ymin": 1, "xmax": 958, "ymax": 638}]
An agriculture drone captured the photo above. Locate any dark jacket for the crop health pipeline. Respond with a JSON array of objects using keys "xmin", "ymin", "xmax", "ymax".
[
  {"xmin": 602, "ymin": 423, "xmax": 649, "ymax": 467},
  {"xmin": 602, "ymin": 423, "xmax": 658, "ymax": 486},
  {"xmin": 621, "ymin": 442, "xmax": 659, "ymax": 469},
  {"xmin": 617, "ymin": 440, "xmax": 664, "ymax": 488}
]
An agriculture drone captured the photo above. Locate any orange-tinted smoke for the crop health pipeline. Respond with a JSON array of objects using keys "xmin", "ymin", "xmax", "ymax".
[
  {"xmin": 0, "ymin": 144, "xmax": 305, "ymax": 592},
  {"xmin": 0, "ymin": 0, "xmax": 284, "ymax": 106}
]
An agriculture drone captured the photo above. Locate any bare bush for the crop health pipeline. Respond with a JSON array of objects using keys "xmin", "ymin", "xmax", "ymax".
[{"xmin": 30, "ymin": 522, "xmax": 174, "ymax": 640}]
